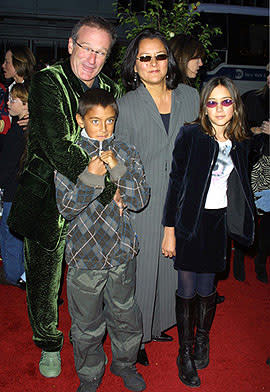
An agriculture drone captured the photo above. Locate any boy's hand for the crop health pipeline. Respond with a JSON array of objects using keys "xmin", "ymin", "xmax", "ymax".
[
  {"xmin": 113, "ymin": 188, "xmax": 126, "ymax": 216},
  {"xmin": 100, "ymin": 150, "xmax": 118, "ymax": 169},
  {"xmin": 87, "ymin": 156, "xmax": 107, "ymax": 176},
  {"xmin": 17, "ymin": 114, "xmax": 29, "ymax": 130}
]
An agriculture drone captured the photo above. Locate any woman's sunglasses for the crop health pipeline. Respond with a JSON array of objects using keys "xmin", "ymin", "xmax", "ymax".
[
  {"xmin": 136, "ymin": 54, "xmax": 168, "ymax": 62},
  {"xmin": 206, "ymin": 99, "xmax": 234, "ymax": 108}
]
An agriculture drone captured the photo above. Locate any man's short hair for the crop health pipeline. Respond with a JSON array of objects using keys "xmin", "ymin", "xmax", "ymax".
[
  {"xmin": 71, "ymin": 16, "xmax": 117, "ymax": 51},
  {"xmin": 77, "ymin": 88, "xmax": 118, "ymax": 118}
]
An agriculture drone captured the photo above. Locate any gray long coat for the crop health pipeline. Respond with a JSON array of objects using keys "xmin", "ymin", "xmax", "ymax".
[{"xmin": 115, "ymin": 83, "xmax": 199, "ymax": 342}]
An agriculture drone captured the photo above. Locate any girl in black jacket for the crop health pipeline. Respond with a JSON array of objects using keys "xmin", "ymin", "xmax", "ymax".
[{"xmin": 161, "ymin": 76, "xmax": 269, "ymax": 388}]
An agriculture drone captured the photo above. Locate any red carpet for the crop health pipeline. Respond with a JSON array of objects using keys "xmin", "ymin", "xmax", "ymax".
[{"xmin": 0, "ymin": 254, "xmax": 269, "ymax": 392}]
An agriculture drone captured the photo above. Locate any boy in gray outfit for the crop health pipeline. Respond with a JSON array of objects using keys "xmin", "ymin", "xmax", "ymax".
[{"xmin": 54, "ymin": 88, "xmax": 150, "ymax": 392}]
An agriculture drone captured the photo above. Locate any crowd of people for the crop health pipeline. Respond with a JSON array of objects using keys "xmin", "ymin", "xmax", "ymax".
[{"xmin": 0, "ymin": 15, "xmax": 269, "ymax": 392}]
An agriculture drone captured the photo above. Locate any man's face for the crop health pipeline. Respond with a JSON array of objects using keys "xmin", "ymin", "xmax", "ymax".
[{"xmin": 68, "ymin": 25, "xmax": 112, "ymax": 87}]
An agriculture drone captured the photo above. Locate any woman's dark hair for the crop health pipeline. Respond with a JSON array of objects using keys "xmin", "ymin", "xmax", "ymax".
[
  {"xmin": 121, "ymin": 28, "xmax": 179, "ymax": 91},
  {"xmin": 199, "ymin": 76, "xmax": 247, "ymax": 142},
  {"xmin": 8, "ymin": 46, "xmax": 36, "ymax": 81},
  {"xmin": 71, "ymin": 16, "xmax": 117, "ymax": 53},
  {"xmin": 169, "ymin": 34, "xmax": 205, "ymax": 85},
  {"xmin": 77, "ymin": 88, "xmax": 118, "ymax": 118}
]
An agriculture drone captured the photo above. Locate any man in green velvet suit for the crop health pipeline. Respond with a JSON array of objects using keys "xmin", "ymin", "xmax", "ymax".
[{"xmin": 7, "ymin": 15, "xmax": 121, "ymax": 378}]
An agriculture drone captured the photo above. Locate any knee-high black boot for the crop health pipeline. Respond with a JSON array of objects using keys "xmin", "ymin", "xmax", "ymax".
[
  {"xmin": 175, "ymin": 293, "xmax": 200, "ymax": 388},
  {"xmin": 194, "ymin": 292, "xmax": 216, "ymax": 370}
]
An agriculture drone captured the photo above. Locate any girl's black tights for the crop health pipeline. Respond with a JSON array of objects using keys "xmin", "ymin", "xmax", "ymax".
[{"xmin": 177, "ymin": 269, "xmax": 215, "ymax": 298}]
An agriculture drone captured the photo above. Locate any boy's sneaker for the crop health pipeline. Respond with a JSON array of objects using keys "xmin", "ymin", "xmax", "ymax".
[
  {"xmin": 39, "ymin": 350, "xmax": 61, "ymax": 378},
  {"xmin": 110, "ymin": 364, "xmax": 146, "ymax": 391},
  {"xmin": 77, "ymin": 378, "xmax": 102, "ymax": 392}
]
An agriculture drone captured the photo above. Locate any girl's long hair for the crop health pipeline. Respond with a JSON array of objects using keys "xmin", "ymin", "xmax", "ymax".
[{"xmin": 199, "ymin": 76, "xmax": 247, "ymax": 141}]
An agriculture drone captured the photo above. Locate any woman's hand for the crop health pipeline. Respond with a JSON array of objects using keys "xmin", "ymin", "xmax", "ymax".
[
  {"xmin": 251, "ymin": 120, "xmax": 270, "ymax": 135},
  {"xmin": 162, "ymin": 226, "xmax": 176, "ymax": 258},
  {"xmin": 261, "ymin": 120, "xmax": 270, "ymax": 135}
]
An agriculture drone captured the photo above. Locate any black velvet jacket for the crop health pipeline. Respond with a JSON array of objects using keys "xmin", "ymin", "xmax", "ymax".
[{"xmin": 162, "ymin": 124, "xmax": 266, "ymax": 253}]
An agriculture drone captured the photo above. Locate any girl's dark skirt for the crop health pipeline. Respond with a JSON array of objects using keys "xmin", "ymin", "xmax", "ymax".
[{"xmin": 174, "ymin": 208, "xmax": 227, "ymax": 273}]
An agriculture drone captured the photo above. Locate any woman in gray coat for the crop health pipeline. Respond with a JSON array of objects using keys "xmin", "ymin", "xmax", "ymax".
[{"xmin": 115, "ymin": 29, "xmax": 199, "ymax": 365}]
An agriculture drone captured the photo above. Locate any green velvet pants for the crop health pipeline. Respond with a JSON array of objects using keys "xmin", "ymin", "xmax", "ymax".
[{"xmin": 24, "ymin": 235, "xmax": 66, "ymax": 352}]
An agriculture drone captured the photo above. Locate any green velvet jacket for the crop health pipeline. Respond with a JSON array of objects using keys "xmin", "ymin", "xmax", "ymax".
[{"xmin": 7, "ymin": 58, "xmax": 122, "ymax": 250}]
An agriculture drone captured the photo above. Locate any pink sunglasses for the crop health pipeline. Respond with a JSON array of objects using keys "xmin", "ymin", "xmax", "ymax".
[{"xmin": 206, "ymin": 99, "xmax": 234, "ymax": 108}]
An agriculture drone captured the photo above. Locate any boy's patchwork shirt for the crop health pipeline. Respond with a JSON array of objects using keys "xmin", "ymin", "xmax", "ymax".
[{"xmin": 55, "ymin": 134, "xmax": 150, "ymax": 270}]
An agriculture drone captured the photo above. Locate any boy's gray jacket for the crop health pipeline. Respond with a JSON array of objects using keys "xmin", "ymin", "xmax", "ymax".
[{"xmin": 54, "ymin": 135, "xmax": 150, "ymax": 270}]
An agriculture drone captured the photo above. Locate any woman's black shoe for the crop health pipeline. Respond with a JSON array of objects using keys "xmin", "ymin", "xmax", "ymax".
[
  {"xmin": 216, "ymin": 292, "xmax": 225, "ymax": 304},
  {"xmin": 15, "ymin": 278, "xmax": 26, "ymax": 290},
  {"xmin": 136, "ymin": 348, "xmax": 149, "ymax": 366},
  {"xmin": 152, "ymin": 331, "xmax": 173, "ymax": 342}
]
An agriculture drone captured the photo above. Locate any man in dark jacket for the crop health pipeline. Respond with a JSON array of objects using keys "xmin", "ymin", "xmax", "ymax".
[{"xmin": 7, "ymin": 15, "xmax": 121, "ymax": 378}]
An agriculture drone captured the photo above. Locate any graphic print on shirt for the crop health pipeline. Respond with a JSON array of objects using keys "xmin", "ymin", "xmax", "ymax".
[{"xmin": 211, "ymin": 142, "xmax": 232, "ymax": 181}]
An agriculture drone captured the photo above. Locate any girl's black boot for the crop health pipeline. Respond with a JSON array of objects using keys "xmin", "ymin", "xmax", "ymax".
[
  {"xmin": 175, "ymin": 292, "xmax": 200, "ymax": 388},
  {"xmin": 194, "ymin": 291, "xmax": 217, "ymax": 370}
]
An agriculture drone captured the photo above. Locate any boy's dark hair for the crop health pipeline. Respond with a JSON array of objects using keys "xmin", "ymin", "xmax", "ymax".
[{"xmin": 78, "ymin": 88, "xmax": 118, "ymax": 117}]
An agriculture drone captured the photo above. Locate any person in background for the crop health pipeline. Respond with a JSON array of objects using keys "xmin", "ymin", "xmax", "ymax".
[
  {"xmin": 115, "ymin": 28, "xmax": 199, "ymax": 366},
  {"xmin": 161, "ymin": 76, "xmax": 269, "ymax": 388},
  {"xmin": 169, "ymin": 33, "xmax": 204, "ymax": 85},
  {"xmin": 2, "ymin": 46, "xmax": 36, "ymax": 89},
  {"xmin": 7, "ymin": 16, "xmax": 121, "ymax": 379},
  {"xmin": 1, "ymin": 46, "xmax": 35, "ymax": 128},
  {"xmin": 0, "ymin": 83, "xmax": 29, "ymax": 289},
  {"xmin": 0, "ymin": 81, "xmax": 10, "ymax": 220},
  {"xmin": 0, "ymin": 82, "xmax": 11, "ymax": 134},
  {"xmin": 233, "ymin": 64, "xmax": 269, "ymax": 283},
  {"xmin": 55, "ymin": 88, "xmax": 149, "ymax": 392},
  {"xmin": 250, "ymin": 121, "xmax": 269, "ymax": 283},
  {"xmin": 0, "ymin": 46, "xmax": 35, "ymax": 284}
]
